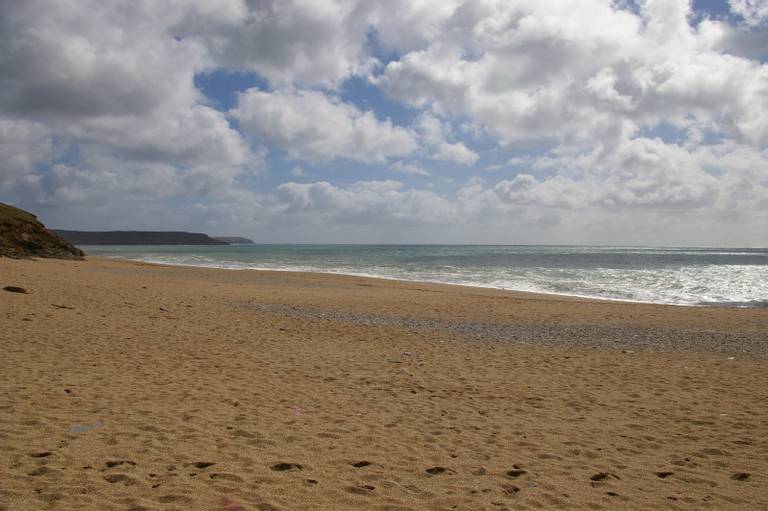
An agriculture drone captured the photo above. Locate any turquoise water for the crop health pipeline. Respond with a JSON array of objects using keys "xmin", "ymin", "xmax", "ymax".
[{"xmin": 83, "ymin": 244, "xmax": 768, "ymax": 307}]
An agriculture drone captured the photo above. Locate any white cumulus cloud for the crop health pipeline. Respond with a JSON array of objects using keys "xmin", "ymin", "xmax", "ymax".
[
  {"xmin": 390, "ymin": 161, "xmax": 431, "ymax": 176},
  {"xmin": 232, "ymin": 88, "xmax": 418, "ymax": 163},
  {"xmin": 433, "ymin": 142, "xmax": 479, "ymax": 166},
  {"xmin": 729, "ymin": 0, "xmax": 768, "ymax": 26},
  {"xmin": 0, "ymin": 0, "xmax": 766, "ymax": 244}
]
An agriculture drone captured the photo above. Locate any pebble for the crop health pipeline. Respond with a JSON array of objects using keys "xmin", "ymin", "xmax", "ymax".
[{"xmin": 228, "ymin": 302, "xmax": 768, "ymax": 356}]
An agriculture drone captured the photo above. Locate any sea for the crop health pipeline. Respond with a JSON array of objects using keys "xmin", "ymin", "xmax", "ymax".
[{"xmin": 83, "ymin": 244, "xmax": 768, "ymax": 308}]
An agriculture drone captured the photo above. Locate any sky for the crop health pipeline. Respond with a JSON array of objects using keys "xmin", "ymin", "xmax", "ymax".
[{"xmin": 1, "ymin": 0, "xmax": 767, "ymax": 246}]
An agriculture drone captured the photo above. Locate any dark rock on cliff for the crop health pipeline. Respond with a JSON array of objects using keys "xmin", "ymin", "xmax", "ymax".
[
  {"xmin": 0, "ymin": 203, "xmax": 85, "ymax": 260},
  {"xmin": 52, "ymin": 230, "xmax": 228, "ymax": 245}
]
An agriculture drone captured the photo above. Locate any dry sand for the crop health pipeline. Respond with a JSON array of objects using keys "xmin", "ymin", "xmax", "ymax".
[{"xmin": 1, "ymin": 257, "xmax": 767, "ymax": 510}]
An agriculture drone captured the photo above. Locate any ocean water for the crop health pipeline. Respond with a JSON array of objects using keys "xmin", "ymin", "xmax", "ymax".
[{"xmin": 83, "ymin": 244, "xmax": 768, "ymax": 308}]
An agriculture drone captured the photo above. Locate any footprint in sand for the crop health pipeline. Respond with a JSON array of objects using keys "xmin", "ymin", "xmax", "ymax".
[
  {"xmin": 731, "ymin": 472, "xmax": 750, "ymax": 481},
  {"xmin": 209, "ymin": 473, "xmax": 243, "ymax": 482},
  {"xmin": 347, "ymin": 484, "xmax": 376, "ymax": 495},
  {"xmin": 156, "ymin": 495, "xmax": 193, "ymax": 505},
  {"xmin": 590, "ymin": 472, "xmax": 619, "ymax": 486},
  {"xmin": 699, "ymin": 448, "xmax": 728, "ymax": 456},
  {"xmin": 271, "ymin": 462, "xmax": 302, "ymax": 471},
  {"xmin": 425, "ymin": 466, "xmax": 455, "ymax": 475},
  {"xmin": 28, "ymin": 467, "xmax": 58, "ymax": 477},
  {"xmin": 105, "ymin": 460, "xmax": 136, "ymax": 469},
  {"xmin": 104, "ymin": 473, "xmax": 137, "ymax": 485}
]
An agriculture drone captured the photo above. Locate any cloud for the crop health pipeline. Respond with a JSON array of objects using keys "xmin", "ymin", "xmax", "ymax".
[
  {"xmin": 0, "ymin": 0, "xmax": 766, "ymax": 245},
  {"xmin": 487, "ymin": 136, "xmax": 768, "ymax": 214},
  {"xmin": 367, "ymin": 0, "xmax": 462, "ymax": 54},
  {"xmin": 232, "ymin": 88, "xmax": 418, "ymax": 163},
  {"xmin": 275, "ymin": 180, "xmax": 454, "ymax": 225},
  {"xmin": 414, "ymin": 112, "xmax": 450, "ymax": 146},
  {"xmin": 18, "ymin": 163, "xmax": 121, "ymax": 206},
  {"xmin": 259, "ymin": 136, "xmax": 768, "ymax": 241},
  {"xmin": 412, "ymin": 111, "xmax": 478, "ymax": 165},
  {"xmin": 0, "ymin": 1, "xmax": 204, "ymax": 119},
  {"xmin": 0, "ymin": 119, "xmax": 53, "ymax": 186},
  {"xmin": 261, "ymin": 127, "xmax": 768, "ymax": 232},
  {"xmin": 486, "ymin": 156, "xmax": 530, "ymax": 172},
  {"xmin": 378, "ymin": 0, "xmax": 768, "ymax": 148},
  {"xmin": 390, "ymin": 161, "xmax": 431, "ymax": 176},
  {"xmin": 729, "ymin": 0, "xmax": 768, "ymax": 26},
  {"xmin": 714, "ymin": 19, "xmax": 768, "ymax": 60},
  {"xmin": 433, "ymin": 142, "xmax": 479, "ymax": 166},
  {"xmin": 0, "ymin": 0, "xmax": 260, "ymax": 209},
  {"xmin": 69, "ymin": 104, "xmax": 253, "ymax": 170},
  {"xmin": 173, "ymin": 0, "xmax": 375, "ymax": 87}
]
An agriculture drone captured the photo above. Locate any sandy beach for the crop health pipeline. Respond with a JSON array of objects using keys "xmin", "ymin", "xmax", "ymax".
[{"xmin": 1, "ymin": 257, "xmax": 767, "ymax": 510}]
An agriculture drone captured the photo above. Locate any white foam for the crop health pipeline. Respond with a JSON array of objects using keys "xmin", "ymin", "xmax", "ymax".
[{"xmin": 107, "ymin": 254, "xmax": 768, "ymax": 308}]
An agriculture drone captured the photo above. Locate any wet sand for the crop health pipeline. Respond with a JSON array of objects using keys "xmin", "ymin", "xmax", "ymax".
[{"xmin": 1, "ymin": 257, "xmax": 767, "ymax": 510}]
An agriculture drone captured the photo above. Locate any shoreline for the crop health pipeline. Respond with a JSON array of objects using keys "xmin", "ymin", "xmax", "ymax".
[
  {"xmin": 1, "ymin": 256, "xmax": 767, "ymax": 510},
  {"xmin": 70, "ymin": 257, "xmax": 768, "ymax": 339},
  {"xmin": 91, "ymin": 254, "xmax": 765, "ymax": 310},
  {"xmin": 95, "ymin": 255, "xmax": 641, "ymax": 305}
]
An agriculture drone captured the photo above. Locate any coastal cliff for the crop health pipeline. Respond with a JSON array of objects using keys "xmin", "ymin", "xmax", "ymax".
[
  {"xmin": 0, "ymin": 203, "xmax": 84, "ymax": 260},
  {"xmin": 53, "ymin": 230, "xmax": 229, "ymax": 246}
]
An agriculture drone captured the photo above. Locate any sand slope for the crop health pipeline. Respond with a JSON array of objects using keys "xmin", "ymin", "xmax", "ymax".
[{"xmin": 1, "ymin": 258, "xmax": 766, "ymax": 510}]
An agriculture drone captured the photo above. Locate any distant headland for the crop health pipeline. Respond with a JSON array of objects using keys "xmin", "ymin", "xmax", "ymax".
[
  {"xmin": 212, "ymin": 236, "xmax": 255, "ymax": 245},
  {"xmin": 0, "ymin": 202, "xmax": 255, "ymax": 250},
  {"xmin": 52, "ymin": 230, "xmax": 254, "ymax": 246}
]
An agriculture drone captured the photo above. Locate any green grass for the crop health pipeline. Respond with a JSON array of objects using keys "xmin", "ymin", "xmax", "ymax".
[{"xmin": 0, "ymin": 203, "xmax": 39, "ymax": 226}]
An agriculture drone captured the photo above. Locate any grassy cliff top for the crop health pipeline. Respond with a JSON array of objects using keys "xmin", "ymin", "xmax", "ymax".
[
  {"xmin": 0, "ymin": 203, "xmax": 84, "ymax": 260},
  {"xmin": 0, "ymin": 203, "xmax": 39, "ymax": 226}
]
